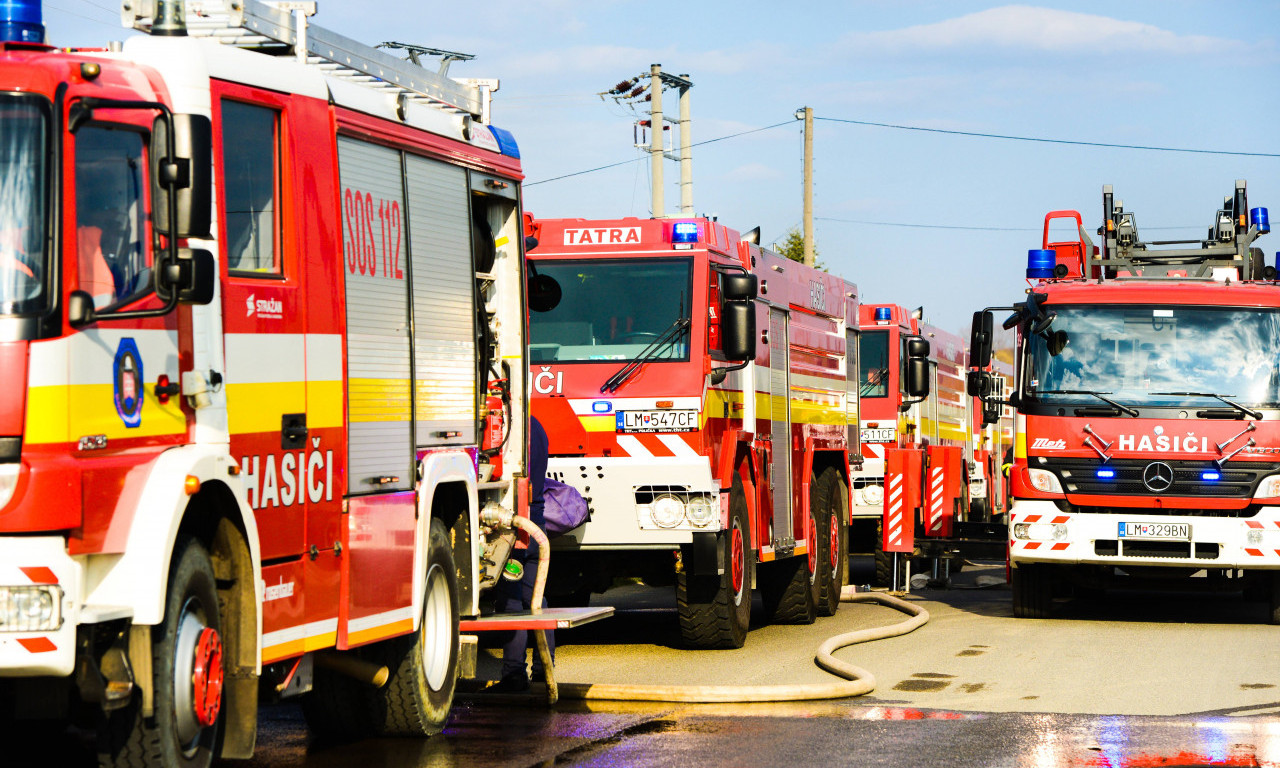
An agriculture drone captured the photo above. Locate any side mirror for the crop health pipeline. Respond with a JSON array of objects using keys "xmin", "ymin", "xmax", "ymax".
[
  {"xmin": 720, "ymin": 300, "xmax": 755, "ymax": 361},
  {"xmin": 528, "ymin": 272, "xmax": 561, "ymax": 313},
  {"xmin": 156, "ymin": 248, "xmax": 215, "ymax": 305},
  {"xmin": 67, "ymin": 290, "xmax": 95, "ymax": 327},
  {"xmin": 721, "ymin": 273, "xmax": 758, "ymax": 302},
  {"xmin": 969, "ymin": 311, "xmax": 993, "ymax": 368},
  {"xmin": 905, "ymin": 336, "xmax": 930, "ymax": 358},
  {"xmin": 151, "ymin": 113, "xmax": 212, "ymax": 239},
  {"xmin": 966, "ymin": 370, "xmax": 991, "ymax": 398},
  {"xmin": 905, "ymin": 357, "xmax": 929, "ymax": 399}
]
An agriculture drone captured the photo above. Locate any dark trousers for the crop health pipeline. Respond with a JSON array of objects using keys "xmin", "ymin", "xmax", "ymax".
[{"xmin": 499, "ymin": 540, "xmax": 555, "ymax": 678}]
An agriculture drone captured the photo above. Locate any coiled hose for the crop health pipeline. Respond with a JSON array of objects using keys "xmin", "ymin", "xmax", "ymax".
[{"xmin": 557, "ymin": 588, "xmax": 928, "ymax": 704}]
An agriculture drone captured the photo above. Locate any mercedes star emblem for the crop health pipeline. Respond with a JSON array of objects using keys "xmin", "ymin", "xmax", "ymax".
[{"xmin": 1142, "ymin": 461, "xmax": 1175, "ymax": 493}]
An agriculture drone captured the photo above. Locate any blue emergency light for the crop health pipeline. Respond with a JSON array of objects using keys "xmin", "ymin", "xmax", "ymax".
[
  {"xmin": 1201, "ymin": 470, "xmax": 1221, "ymax": 482},
  {"xmin": 0, "ymin": 0, "xmax": 44, "ymax": 43},
  {"xmin": 874, "ymin": 306, "xmax": 892, "ymax": 323},
  {"xmin": 1251, "ymin": 207, "xmax": 1270, "ymax": 235},
  {"xmin": 671, "ymin": 221, "xmax": 700, "ymax": 244},
  {"xmin": 1096, "ymin": 468, "xmax": 1116, "ymax": 479},
  {"xmin": 486, "ymin": 126, "xmax": 520, "ymax": 159},
  {"xmin": 1026, "ymin": 249, "xmax": 1057, "ymax": 280}
]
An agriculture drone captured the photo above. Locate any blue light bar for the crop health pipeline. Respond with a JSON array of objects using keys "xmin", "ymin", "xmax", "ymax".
[
  {"xmin": 486, "ymin": 126, "xmax": 521, "ymax": 159},
  {"xmin": 1201, "ymin": 470, "xmax": 1221, "ymax": 482},
  {"xmin": 874, "ymin": 306, "xmax": 892, "ymax": 322},
  {"xmin": 671, "ymin": 221, "xmax": 700, "ymax": 243},
  {"xmin": 0, "ymin": 0, "xmax": 44, "ymax": 43},
  {"xmin": 1026, "ymin": 249, "xmax": 1056, "ymax": 279},
  {"xmin": 1251, "ymin": 207, "xmax": 1270, "ymax": 235},
  {"xmin": 1096, "ymin": 468, "xmax": 1116, "ymax": 479}
]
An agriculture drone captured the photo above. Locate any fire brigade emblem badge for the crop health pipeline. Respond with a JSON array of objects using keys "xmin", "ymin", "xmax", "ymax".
[{"xmin": 113, "ymin": 338, "xmax": 144, "ymax": 429}]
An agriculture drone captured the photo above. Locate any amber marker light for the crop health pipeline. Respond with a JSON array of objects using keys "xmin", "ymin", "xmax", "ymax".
[{"xmin": 184, "ymin": 475, "xmax": 201, "ymax": 495}]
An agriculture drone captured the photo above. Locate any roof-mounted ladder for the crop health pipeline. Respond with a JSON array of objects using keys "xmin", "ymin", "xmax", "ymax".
[{"xmin": 121, "ymin": 0, "xmax": 493, "ymax": 122}]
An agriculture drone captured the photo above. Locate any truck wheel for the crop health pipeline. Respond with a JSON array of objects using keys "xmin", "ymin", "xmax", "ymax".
[
  {"xmin": 1011, "ymin": 564, "xmax": 1053, "ymax": 618},
  {"xmin": 873, "ymin": 519, "xmax": 906, "ymax": 588},
  {"xmin": 677, "ymin": 474, "xmax": 752, "ymax": 649},
  {"xmin": 99, "ymin": 537, "xmax": 223, "ymax": 768},
  {"xmin": 370, "ymin": 517, "xmax": 460, "ymax": 735},
  {"xmin": 759, "ymin": 487, "xmax": 818, "ymax": 625},
  {"xmin": 812, "ymin": 467, "xmax": 844, "ymax": 617},
  {"xmin": 970, "ymin": 498, "xmax": 989, "ymax": 521}
]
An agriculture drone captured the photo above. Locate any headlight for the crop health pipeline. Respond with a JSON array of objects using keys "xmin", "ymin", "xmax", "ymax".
[
  {"xmin": 650, "ymin": 495, "xmax": 685, "ymax": 528},
  {"xmin": 860, "ymin": 484, "xmax": 883, "ymax": 505},
  {"xmin": 1026, "ymin": 468, "xmax": 1063, "ymax": 495},
  {"xmin": 1255, "ymin": 475, "xmax": 1280, "ymax": 501},
  {"xmin": 0, "ymin": 585, "xmax": 63, "ymax": 632},
  {"xmin": 0, "ymin": 464, "xmax": 17, "ymax": 509},
  {"xmin": 684, "ymin": 496, "xmax": 716, "ymax": 527},
  {"xmin": 1012, "ymin": 522, "xmax": 1068, "ymax": 542}
]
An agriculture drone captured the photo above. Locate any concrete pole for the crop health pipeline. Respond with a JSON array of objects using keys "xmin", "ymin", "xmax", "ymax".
[
  {"xmin": 802, "ymin": 106, "xmax": 814, "ymax": 267},
  {"xmin": 649, "ymin": 63, "xmax": 664, "ymax": 218},
  {"xmin": 678, "ymin": 77, "xmax": 693, "ymax": 216}
]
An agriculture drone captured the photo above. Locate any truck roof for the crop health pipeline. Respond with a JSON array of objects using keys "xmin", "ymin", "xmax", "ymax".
[{"xmin": 1037, "ymin": 279, "xmax": 1280, "ymax": 309}]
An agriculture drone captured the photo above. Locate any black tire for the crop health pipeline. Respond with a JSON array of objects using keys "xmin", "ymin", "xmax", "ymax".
[
  {"xmin": 99, "ymin": 538, "xmax": 223, "ymax": 768},
  {"xmin": 677, "ymin": 474, "xmax": 752, "ymax": 649},
  {"xmin": 1011, "ymin": 564, "xmax": 1054, "ymax": 618},
  {"xmin": 969, "ymin": 498, "xmax": 989, "ymax": 521},
  {"xmin": 812, "ymin": 467, "xmax": 845, "ymax": 617},
  {"xmin": 873, "ymin": 519, "xmax": 907, "ymax": 589},
  {"xmin": 759, "ymin": 487, "xmax": 819, "ymax": 625},
  {"xmin": 369, "ymin": 518, "xmax": 460, "ymax": 736}
]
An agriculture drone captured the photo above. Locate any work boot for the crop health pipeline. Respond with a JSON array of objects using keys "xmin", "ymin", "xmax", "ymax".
[{"xmin": 489, "ymin": 670, "xmax": 529, "ymax": 693}]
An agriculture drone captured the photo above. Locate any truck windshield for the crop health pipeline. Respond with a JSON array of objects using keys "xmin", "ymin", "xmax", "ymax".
[
  {"xmin": 0, "ymin": 96, "xmax": 49, "ymax": 316},
  {"xmin": 1025, "ymin": 305, "xmax": 1280, "ymax": 409},
  {"xmin": 859, "ymin": 330, "xmax": 890, "ymax": 397},
  {"xmin": 528, "ymin": 258, "xmax": 691, "ymax": 363}
]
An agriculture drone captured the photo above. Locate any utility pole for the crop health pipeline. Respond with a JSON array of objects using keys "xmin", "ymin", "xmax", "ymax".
[
  {"xmin": 649, "ymin": 63, "xmax": 664, "ymax": 218},
  {"xmin": 801, "ymin": 106, "xmax": 814, "ymax": 267},
  {"xmin": 678, "ymin": 74, "xmax": 693, "ymax": 215}
]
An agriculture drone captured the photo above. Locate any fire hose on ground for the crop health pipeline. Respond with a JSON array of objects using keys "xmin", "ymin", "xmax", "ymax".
[{"xmin": 504, "ymin": 513, "xmax": 931, "ymax": 705}]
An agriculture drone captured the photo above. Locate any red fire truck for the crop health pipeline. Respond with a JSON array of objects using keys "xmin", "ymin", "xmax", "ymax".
[
  {"xmin": 968, "ymin": 181, "xmax": 1280, "ymax": 619},
  {"xmin": 0, "ymin": 1, "xmax": 562, "ymax": 764},
  {"xmin": 525, "ymin": 216, "xmax": 906, "ymax": 647},
  {"xmin": 852, "ymin": 304, "xmax": 1011, "ymax": 585}
]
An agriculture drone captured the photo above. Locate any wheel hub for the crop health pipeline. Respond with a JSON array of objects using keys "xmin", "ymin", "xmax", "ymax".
[
  {"xmin": 191, "ymin": 627, "xmax": 224, "ymax": 727},
  {"xmin": 730, "ymin": 524, "xmax": 745, "ymax": 598}
]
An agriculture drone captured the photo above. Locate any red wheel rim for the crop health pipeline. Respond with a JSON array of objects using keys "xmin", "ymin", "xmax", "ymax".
[
  {"xmin": 829, "ymin": 514, "xmax": 841, "ymax": 570},
  {"xmin": 730, "ymin": 524, "xmax": 745, "ymax": 596},
  {"xmin": 191, "ymin": 627, "xmax": 224, "ymax": 727},
  {"xmin": 807, "ymin": 511, "xmax": 817, "ymax": 575}
]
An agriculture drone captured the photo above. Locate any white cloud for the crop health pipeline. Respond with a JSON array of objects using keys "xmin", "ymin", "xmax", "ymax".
[{"xmin": 841, "ymin": 5, "xmax": 1243, "ymax": 57}]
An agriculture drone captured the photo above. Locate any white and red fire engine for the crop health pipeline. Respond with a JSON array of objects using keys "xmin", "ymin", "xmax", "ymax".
[
  {"xmin": 968, "ymin": 181, "xmax": 1280, "ymax": 619},
  {"xmin": 524, "ymin": 216, "xmax": 880, "ymax": 647},
  {"xmin": 0, "ymin": 1, "xmax": 579, "ymax": 764},
  {"xmin": 852, "ymin": 303, "xmax": 1012, "ymax": 586}
]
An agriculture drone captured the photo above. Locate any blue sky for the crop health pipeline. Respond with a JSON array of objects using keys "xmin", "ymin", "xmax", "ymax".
[{"xmin": 44, "ymin": 1, "xmax": 1280, "ymax": 334}]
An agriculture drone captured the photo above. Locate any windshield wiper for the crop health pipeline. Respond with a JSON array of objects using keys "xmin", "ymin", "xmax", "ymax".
[
  {"xmin": 600, "ymin": 317, "xmax": 691, "ymax": 394},
  {"xmin": 1032, "ymin": 389, "xmax": 1139, "ymax": 417},
  {"xmin": 1150, "ymin": 391, "xmax": 1262, "ymax": 420}
]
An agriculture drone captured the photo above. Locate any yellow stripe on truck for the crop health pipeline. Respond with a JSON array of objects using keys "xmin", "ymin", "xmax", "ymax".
[{"xmin": 26, "ymin": 384, "xmax": 186, "ymax": 444}]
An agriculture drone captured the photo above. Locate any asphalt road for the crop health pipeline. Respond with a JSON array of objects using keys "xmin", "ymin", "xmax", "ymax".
[{"xmin": 17, "ymin": 557, "xmax": 1280, "ymax": 767}]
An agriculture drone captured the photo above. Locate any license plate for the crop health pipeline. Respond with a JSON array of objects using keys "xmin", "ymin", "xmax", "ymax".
[
  {"xmin": 1117, "ymin": 522, "xmax": 1191, "ymax": 541},
  {"xmin": 616, "ymin": 409, "xmax": 698, "ymax": 433},
  {"xmin": 861, "ymin": 428, "xmax": 896, "ymax": 443}
]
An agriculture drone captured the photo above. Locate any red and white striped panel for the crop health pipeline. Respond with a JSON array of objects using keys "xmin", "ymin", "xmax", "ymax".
[
  {"xmin": 612, "ymin": 433, "xmax": 701, "ymax": 459},
  {"xmin": 1244, "ymin": 521, "xmax": 1280, "ymax": 558},
  {"xmin": 861, "ymin": 443, "xmax": 886, "ymax": 460},
  {"xmin": 925, "ymin": 467, "xmax": 944, "ymax": 535}
]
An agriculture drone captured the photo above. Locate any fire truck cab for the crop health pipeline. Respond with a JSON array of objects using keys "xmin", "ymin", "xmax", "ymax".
[{"xmin": 969, "ymin": 181, "xmax": 1280, "ymax": 619}]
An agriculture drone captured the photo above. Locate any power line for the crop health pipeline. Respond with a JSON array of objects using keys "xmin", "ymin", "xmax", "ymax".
[
  {"xmin": 526, "ymin": 120, "xmax": 793, "ymax": 187},
  {"xmin": 817, "ymin": 216, "xmax": 1203, "ymax": 233},
  {"xmin": 815, "ymin": 116, "xmax": 1279, "ymax": 158}
]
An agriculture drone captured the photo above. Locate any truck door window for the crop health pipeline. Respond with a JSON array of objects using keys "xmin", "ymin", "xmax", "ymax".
[
  {"xmin": 221, "ymin": 100, "xmax": 280, "ymax": 275},
  {"xmin": 859, "ymin": 330, "xmax": 889, "ymax": 397},
  {"xmin": 0, "ymin": 95, "xmax": 47, "ymax": 316},
  {"xmin": 74, "ymin": 125, "xmax": 149, "ymax": 310}
]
